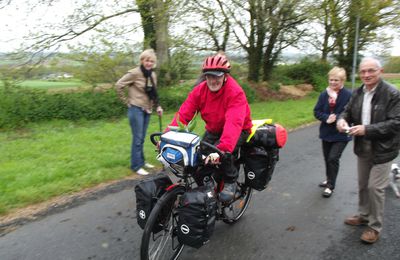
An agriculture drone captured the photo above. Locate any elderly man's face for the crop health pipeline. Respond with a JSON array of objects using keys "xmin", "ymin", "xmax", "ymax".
[
  {"xmin": 206, "ymin": 74, "xmax": 225, "ymax": 92},
  {"xmin": 359, "ymin": 60, "xmax": 383, "ymax": 90}
]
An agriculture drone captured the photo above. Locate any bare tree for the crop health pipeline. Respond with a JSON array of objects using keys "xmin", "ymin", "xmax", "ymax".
[
  {"xmin": 337, "ymin": 0, "xmax": 400, "ymax": 74},
  {"xmin": 311, "ymin": 0, "xmax": 400, "ymax": 72},
  {"xmin": 182, "ymin": 0, "xmax": 231, "ymax": 52},
  {"xmin": 2, "ymin": 0, "xmax": 176, "ymax": 81},
  {"xmin": 227, "ymin": 0, "xmax": 268, "ymax": 82},
  {"xmin": 305, "ymin": 0, "xmax": 346, "ymax": 62},
  {"xmin": 227, "ymin": 0, "xmax": 308, "ymax": 81},
  {"xmin": 262, "ymin": 0, "xmax": 309, "ymax": 80}
]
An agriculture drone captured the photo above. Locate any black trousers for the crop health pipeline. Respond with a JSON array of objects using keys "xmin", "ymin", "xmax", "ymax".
[
  {"xmin": 322, "ymin": 140, "xmax": 348, "ymax": 189},
  {"xmin": 195, "ymin": 131, "xmax": 249, "ymax": 184}
]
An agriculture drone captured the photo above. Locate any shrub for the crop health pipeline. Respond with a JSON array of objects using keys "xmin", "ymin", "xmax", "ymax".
[
  {"xmin": 0, "ymin": 86, "xmax": 126, "ymax": 129},
  {"xmin": 271, "ymin": 58, "xmax": 331, "ymax": 92},
  {"xmin": 236, "ymin": 79, "xmax": 256, "ymax": 103},
  {"xmin": 158, "ymin": 84, "xmax": 193, "ymax": 110},
  {"xmin": 384, "ymin": 56, "xmax": 400, "ymax": 73},
  {"xmin": 0, "ymin": 83, "xmax": 193, "ymax": 129}
]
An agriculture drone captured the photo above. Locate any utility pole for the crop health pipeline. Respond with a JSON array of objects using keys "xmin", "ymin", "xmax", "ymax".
[{"xmin": 351, "ymin": 15, "xmax": 360, "ymax": 90}]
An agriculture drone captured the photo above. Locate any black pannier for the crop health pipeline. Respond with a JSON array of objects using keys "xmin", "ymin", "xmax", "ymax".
[
  {"xmin": 176, "ymin": 185, "xmax": 217, "ymax": 248},
  {"xmin": 134, "ymin": 174, "xmax": 172, "ymax": 231},
  {"xmin": 243, "ymin": 145, "xmax": 279, "ymax": 191}
]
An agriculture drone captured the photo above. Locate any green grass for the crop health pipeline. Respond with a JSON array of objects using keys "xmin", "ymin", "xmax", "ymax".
[
  {"xmin": 250, "ymin": 96, "xmax": 318, "ymax": 129},
  {"xmin": 0, "ymin": 96, "xmax": 318, "ymax": 216},
  {"xmin": 0, "ymin": 79, "xmax": 87, "ymax": 90},
  {"xmin": 19, "ymin": 79, "xmax": 86, "ymax": 89},
  {"xmin": 387, "ymin": 79, "xmax": 400, "ymax": 88}
]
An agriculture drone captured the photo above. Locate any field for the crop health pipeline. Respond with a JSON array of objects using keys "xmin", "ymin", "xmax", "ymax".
[
  {"xmin": 0, "ymin": 72, "xmax": 399, "ymax": 92},
  {"xmin": 0, "ymin": 79, "xmax": 87, "ymax": 90},
  {"xmin": 19, "ymin": 79, "xmax": 85, "ymax": 89}
]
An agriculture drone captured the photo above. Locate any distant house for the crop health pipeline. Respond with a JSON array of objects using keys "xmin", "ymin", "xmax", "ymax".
[
  {"xmin": 60, "ymin": 73, "xmax": 73, "ymax": 79},
  {"xmin": 42, "ymin": 73, "xmax": 73, "ymax": 80}
]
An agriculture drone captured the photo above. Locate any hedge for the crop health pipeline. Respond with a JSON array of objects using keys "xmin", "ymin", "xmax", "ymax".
[
  {"xmin": 0, "ymin": 81, "xmax": 255, "ymax": 129},
  {"xmin": 0, "ymin": 88, "xmax": 126, "ymax": 129}
]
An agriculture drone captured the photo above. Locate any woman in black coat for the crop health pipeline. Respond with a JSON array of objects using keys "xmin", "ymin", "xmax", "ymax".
[{"xmin": 314, "ymin": 66, "xmax": 352, "ymax": 197}]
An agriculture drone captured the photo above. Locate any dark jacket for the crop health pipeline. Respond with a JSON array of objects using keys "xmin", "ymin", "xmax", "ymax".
[
  {"xmin": 314, "ymin": 87, "xmax": 352, "ymax": 142},
  {"xmin": 339, "ymin": 79, "xmax": 400, "ymax": 164}
]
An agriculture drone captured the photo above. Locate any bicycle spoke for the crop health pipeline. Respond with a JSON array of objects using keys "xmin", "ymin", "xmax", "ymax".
[{"xmin": 149, "ymin": 226, "xmax": 173, "ymax": 260}]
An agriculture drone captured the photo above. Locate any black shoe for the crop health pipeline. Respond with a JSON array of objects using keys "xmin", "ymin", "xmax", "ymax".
[
  {"xmin": 219, "ymin": 183, "xmax": 236, "ymax": 203},
  {"xmin": 319, "ymin": 180, "xmax": 328, "ymax": 188}
]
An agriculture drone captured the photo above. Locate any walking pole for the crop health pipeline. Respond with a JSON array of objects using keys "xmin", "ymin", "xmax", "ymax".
[
  {"xmin": 158, "ymin": 114, "xmax": 162, "ymax": 132},
  {"xmin": 158, "ymin": 114, "xmax": 165, "ymax": 171}
]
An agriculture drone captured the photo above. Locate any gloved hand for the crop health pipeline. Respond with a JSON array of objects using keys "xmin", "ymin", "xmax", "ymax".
[{"xmin": 205, "ymin": 152, "xmax": 220, "ymax": 165}]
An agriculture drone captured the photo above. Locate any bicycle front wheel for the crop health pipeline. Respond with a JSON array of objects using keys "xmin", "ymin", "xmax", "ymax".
[{"xmin": 140, "ymin": 186, "xmax": 185, "ymax": 260}]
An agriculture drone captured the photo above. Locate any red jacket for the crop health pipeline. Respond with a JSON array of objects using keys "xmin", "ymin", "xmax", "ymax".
[{"xmin": 170, "ymin": 75, "xmax": 252, "ymax": 153}]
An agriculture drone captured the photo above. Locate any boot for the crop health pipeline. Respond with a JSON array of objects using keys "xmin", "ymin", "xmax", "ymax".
[{"xmin": 219, "ymin": 182, "xmax": 236, "ymax": 203}]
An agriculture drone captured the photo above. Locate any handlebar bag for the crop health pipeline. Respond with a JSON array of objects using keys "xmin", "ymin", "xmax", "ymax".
[
  {"xmin": 243, "ymin": 145, "xmax": 279, "ymax": 191},
  {"xmin": 158, "ymin": 131, "xmax": 201, "ymax": 173},
  {"xmin": 176, "ymin": 185, "xmax": 217, "ymax": 248},
  {"xmin": 134, "ymin": 173, "xmax": 173, "ymax": 232}
]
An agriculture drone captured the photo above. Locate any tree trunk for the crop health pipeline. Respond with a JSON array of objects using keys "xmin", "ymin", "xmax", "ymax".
[
  {"xmin": 137, "ymin": 0, "xmax": 156, "ymax": 49},
  {"xmin": 154, "ymin": 0, "xmax": 170, "ymax": 84},
  {"xmin": 248, "ymin": 50, "xmax": 261, "ymax": 82},
  {"xmin": 154, "ymin": 0, "xmax": 169, "ymax": 67},
  {"xmin": 137, "ymin": 0, "xmax": 170, "ymax": 85},
  {"xmin": 262, "ymin": 33, "xmax": 278, "ymax": 81}
]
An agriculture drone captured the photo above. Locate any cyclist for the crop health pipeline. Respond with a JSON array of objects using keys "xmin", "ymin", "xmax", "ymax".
[{"xmin": 168, "ymin": 54, "xmax": 252, "ymax": 202}]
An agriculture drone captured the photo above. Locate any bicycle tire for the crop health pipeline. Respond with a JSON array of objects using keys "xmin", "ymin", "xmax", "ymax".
[{"xmin": 140, "ymin": 186, "xmax": 185, "ymax": 260}]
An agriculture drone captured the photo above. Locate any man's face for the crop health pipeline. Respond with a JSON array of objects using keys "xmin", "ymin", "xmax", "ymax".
[
  {"xmin": 359, "ymin": 60, "xmax": 382, "ymax": 89},
  {"xmin": 206, "ymin": 74, "xmax": 225, "ymax": 92}
]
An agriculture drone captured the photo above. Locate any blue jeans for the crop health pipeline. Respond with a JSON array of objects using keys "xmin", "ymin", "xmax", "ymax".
[{"xmin": 128, "ymin": 106, "xmax": 151, "ymax": 171}]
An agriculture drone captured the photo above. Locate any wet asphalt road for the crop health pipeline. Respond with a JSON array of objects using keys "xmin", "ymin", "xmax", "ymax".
[{"xmin": 0, "ymin": 124, "xmax": 399, "ymax": 260}]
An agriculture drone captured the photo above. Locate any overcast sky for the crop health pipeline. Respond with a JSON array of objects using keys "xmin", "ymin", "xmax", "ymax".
[{"xmin": 1, "ymin": 1, "xmax": 399, "ymax": 56}]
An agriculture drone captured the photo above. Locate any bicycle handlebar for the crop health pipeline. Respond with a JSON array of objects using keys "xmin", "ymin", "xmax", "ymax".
[
  {"xmin": 200, "ymin": 140, "xmax": 224, "ymax": 157},
  {"xmin": 150, "ymin": 132, "xmax": 163, "ymax": 146},
  {"xmin": 150, "ymin": 132, "xmax": 225, "ymax": 158}
]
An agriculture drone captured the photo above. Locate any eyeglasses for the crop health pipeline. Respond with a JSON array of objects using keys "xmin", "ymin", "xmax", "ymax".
[
  {"xmin": 359, "ymin": 68, "xmax": 379, "ymax": 75},
  {"xmin": 205, "ymin": 75, "xmax": 224, "ymax": 81}
]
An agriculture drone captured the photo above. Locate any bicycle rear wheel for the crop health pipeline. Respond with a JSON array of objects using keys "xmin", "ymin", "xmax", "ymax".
[
  {"xmin": 222, "ymin": 168, "xmax": 252, "ymax": 224},
  {"xmin": 140, "ymin": 187, "xmax": 185, "ymax": 260}
]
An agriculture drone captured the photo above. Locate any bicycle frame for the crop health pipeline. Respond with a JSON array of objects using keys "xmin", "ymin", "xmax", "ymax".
[{"xmin": 141, "ymin": 132, "xmax": 253, "ymax": 260}]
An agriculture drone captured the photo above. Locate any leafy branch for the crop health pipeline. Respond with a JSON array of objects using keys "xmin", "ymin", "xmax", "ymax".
[{"xmin": 168, "ymin": 112, "xmax": 198, "ymax": 132}]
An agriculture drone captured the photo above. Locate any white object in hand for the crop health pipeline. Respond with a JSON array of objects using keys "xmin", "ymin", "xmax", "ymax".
[{"xmin": 205, "ymin": 152, "xmax": 220, "ymax": 164}]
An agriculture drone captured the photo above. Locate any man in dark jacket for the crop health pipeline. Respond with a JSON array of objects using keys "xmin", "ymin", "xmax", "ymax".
[{"xmin": 337, "ymin": 57, "xmax": 400, "ymax": 244}]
